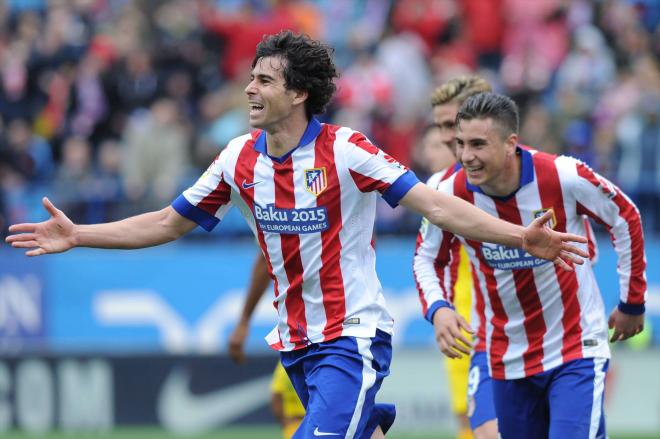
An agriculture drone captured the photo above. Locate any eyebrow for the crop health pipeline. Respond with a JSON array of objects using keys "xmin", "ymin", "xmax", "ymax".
[{"xmin": 251, "ymin": 72, "xmax": 277, "ymax": 81}]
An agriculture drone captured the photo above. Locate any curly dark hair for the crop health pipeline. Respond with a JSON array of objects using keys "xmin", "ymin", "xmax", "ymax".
[{"xmin": 253, "ymin": 30, "xmax": 338, "ymax": 119}]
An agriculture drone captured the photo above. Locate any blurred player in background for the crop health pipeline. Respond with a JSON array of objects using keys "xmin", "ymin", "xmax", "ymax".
[
  {"xmin": 228, "ymin": 253, "xmax": 305, "ymax": 439},
  {"xmin": 7, "ymin": 32, "xmax": 589, "ymax": 439},
  {"xmin": 415, "ymin": 92, "xmax": 646, "ymax": 439},
  {"xmin": 415, "ymin": 76, "xmax": 496, "ymax": 439}
]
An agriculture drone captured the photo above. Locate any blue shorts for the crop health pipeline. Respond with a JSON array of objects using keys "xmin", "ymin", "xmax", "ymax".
[
  {"xmin": 280, "ymin": 329, "xmax": 396, "ymax": 439},
  {"xmin": 467, "ymin": 351, "xmax": 497, "ymax": 430},
  {"xmin": 493, "ymin": 357, "xmax": 609, "ymax": 439}
]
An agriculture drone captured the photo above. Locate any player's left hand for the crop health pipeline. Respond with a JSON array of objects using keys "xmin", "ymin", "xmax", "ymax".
[
  {"xmin": 522, "ymin": 210, "xmax": 589, "ymax": 271},
  {"xmin": 608, "ymin": 308, "xmax": 644, "ymax": 343}
]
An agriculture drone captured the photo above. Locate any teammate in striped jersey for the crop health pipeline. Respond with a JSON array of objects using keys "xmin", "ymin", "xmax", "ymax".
[
  {"xmin": 416, "ymin": 77, "xmax": 601, "ymax": 439},
  {"xmin": 415, "ymin": 92, "xmax": 646, "ymax": 439},
  {"xmin": 7, "ymin": 32, "xmax": 589, "ymax": 439}
]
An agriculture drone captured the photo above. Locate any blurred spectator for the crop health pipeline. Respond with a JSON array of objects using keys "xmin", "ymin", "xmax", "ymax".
[
  {"xmin": 3, "ymin": 118, "xmax": 54, "ymax": 184},
  {"xmin": 0, "ymin": 41, "xmax": 37, "ymax": 121},
  {"xmin": 88, "ymin": 139, "xmax": 125, "ymax": 223},
  {"xmin": 519, "ymin": 102, "xmax": 561, "ymax": 155},
  {"xmin": 616, "ymin": 95, "xmax": 660, "ymax": 231},
  {"xmin": 199, "ymin": 0, "xmax": 302, "ymax": 81},
  {"xmin": 500, "ymin": 0, "xmax": 570, "ymax": 94},
  {"xmin": 555, "ymin": 24, "xmax": 616, "ymax": 113},
  {"xmin": 68, "ymin": 53, "xmax": 108, "ymax": 140},
  {"xmin": 53, "ymin": 136, "xmax": 94, "ymax": 224},
  {"xmin": 461, "ymin": 0, "xmax": 505, "ymax": 70},
  {"xmin": 562, "ymin": 119, "xmax": 595, "ymax": 166},
  {"xmin": 390, "ymin": 0, "xmax": 451, "ymax": 52},
  {"xmin": 109, "ymin": 49, "xmax": 159, "ymax": 114},
  {"xmin": 315, "ymin": 0, "xmax": 391, "ymax": 68},
  {"xmin": 121, "ymin": 98, "xmax": 190, "ymax": 214},
  {"xmin": 196, "ymin": 84, "xmax": 249, "ymax": 167},
  {"xmin": 334, "ymin": 45, "xmax": 393, "ymax": 136},
  {"xmin": 376, "ymin": 30, "xmax": 432, "ymax": 123}
]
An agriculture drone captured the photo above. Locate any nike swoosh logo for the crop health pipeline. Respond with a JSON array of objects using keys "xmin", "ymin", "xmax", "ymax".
[
  {"xmin": 314, "ymin": 426, "xmax": 341, "ymax": 436},
  {"xmin": 242, "ymin": 179, "xmax": 262, "ymax": 189},
  {"xmin": 157, "ymin": 367, "xmax": 271, "ymax": 434}
]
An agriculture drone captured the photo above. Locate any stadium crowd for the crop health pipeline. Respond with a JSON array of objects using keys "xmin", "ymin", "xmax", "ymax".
[{"xmin": 0, "ymin": 0, "xmax": 658, "ymax": 237}]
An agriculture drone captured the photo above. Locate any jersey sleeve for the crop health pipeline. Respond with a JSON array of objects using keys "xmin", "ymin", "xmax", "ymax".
[
  {"xmin": 412, "ymin": 174, "xmax": 459, "ymax": 323},
  {"xmin": 566, "ymin": 157, "xmax": 647, "ymax": 314},
  {"xmin": 344, "ymin": 131, "xmax": 420, "ymax": 207},
  {"xmin": 171, "ymin": 149, "xmax": 234, "ymax": 232}
]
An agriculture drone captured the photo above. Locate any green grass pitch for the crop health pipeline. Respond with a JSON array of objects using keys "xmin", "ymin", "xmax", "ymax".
[{"xmin": 1, "ymin": 427, "xmax": 657, "ymax": 439}]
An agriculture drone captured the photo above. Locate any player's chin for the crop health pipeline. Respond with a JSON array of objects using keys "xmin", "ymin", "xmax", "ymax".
[{"xmin": 465, "ymin": 173, "xmax": 485, "ymax": 186}]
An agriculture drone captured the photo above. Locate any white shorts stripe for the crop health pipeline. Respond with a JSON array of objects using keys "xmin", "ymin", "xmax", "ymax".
[
  {"xmin": 346, "ymin": 337, "xmax": 376, "ymax": 439},
  {"xmin": 589, "ymin": 357, "xmax": 608, "ymax": 438}
]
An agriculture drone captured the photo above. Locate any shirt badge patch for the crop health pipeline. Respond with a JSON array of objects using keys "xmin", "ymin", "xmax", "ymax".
[
  {"xmin": 305, "ymin": 167, "xmax": 328, "ymax": 196},
  {"xmin": 532, "ymin": 208, "xmax": 557, "ymax": 229}
]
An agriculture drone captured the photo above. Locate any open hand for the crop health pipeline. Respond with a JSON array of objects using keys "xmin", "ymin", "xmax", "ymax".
[
  {"xmin": 5, "ymin": 197, "xmax": 76, "ymax": 256},
  {"xmin": 522, "ymin": 210, "xmax": 589, "ymax": 271}
]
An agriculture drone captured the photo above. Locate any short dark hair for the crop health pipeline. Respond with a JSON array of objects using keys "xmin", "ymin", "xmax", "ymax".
[
  {"xmin": 253, "ymin": 31, "xmax": 338, "ymax": 119},
  {"xmin": 456, "ymin": 92, "xmax": 520, "ymax": 138}
]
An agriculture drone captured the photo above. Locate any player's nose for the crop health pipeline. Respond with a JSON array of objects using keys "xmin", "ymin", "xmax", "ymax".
[{"xmin": 245, "ymin": 80, "xmax": 257, "ymax": 95}]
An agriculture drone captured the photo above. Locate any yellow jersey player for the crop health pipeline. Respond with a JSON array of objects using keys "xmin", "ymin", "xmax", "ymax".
[{"xmin": 271, "ymin": 361, "xmax": 306, "ymax": 438}]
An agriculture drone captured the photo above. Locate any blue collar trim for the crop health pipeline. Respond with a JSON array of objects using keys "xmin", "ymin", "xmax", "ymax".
[
  {"xmin": 253, "ymin": 117, "xmax": 322, "ymax": 163},
  {"xmin": 465, "ymin": 146, "xmax": 534, "ymax": 200}
]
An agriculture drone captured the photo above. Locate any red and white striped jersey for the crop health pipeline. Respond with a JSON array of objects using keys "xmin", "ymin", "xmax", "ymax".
[
  {"xmin": 414, "ymin": 162, "xmax": 602, "ymax": 356},
  {"xmin": 413, "ymin": 147, "xmax": 646, "ymax": 379},
  {"xmin": 172, "ymin": 118, "xmax": 419, "ymax": 351}
]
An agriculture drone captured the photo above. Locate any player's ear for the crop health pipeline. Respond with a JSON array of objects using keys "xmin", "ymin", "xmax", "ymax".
[
  {"xmin": 505, "ymin": 133, "xmax": 518, "ymax": 156},
  {"xmin": 292, "ymin": 89, "xmax": 308, "ymax": 106}
]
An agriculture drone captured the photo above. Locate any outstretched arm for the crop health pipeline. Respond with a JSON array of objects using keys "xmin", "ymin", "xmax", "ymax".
[
  {"xmin": 6, "ymin": 197, "xmax": 197, "ymax": 256},
  {"xmin": 228, "ymin": 254, "xmax": 272, "ymax": 363},
  {"xmin": 400, "ymin": 183, "xmax": 588, "ymax": 270}
]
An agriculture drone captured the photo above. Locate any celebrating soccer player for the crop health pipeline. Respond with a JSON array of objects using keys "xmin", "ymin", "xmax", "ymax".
[
  {"xmin": 415, "ymin": 91, "xmax": 646, "ymax": 439},
  {"xmin": 7, "ymin": 32, "xmax": 588, "ymax": 438}
]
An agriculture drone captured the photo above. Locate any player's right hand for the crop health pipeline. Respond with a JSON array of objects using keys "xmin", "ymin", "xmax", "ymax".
[
  {"xmin": 5, "ymin": 197, "xmax": 76, "ymax": 256},
  {"xmin": 432, "ymin": 307, "xmax": 474, "ymax": 359},
  {"xmin": 228, "ymin": 319, "xmax": 249, "ymax": 363}
]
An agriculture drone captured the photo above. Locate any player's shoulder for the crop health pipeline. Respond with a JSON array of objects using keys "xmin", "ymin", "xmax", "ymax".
[
  {"xmin": 226, "ymin": 131, "xmax": 258, "ymax": 152},
  {"xmin": 330, "ymin": 124, "xmax": 377, "ymax": 151},
  {"xmin": 216, "ymin": 132, "xmax": 262, "ymax": 167},
  {"xmin": 527, "ymin": 147, "xmax": 583, "ymax": 175}
]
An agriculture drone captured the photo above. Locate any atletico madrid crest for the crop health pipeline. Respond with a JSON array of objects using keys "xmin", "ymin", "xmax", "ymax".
[
  {"xmin": 532, "ymin": 208, "xmax": 557, "ymax": 229},
  {"xmin": 305, "ymin": 167, "xmax": 327, "ymax": 196}
]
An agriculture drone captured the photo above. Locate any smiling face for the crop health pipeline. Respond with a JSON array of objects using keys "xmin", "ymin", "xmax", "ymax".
[
  {"xmin": 244, "ymin": 56, "xmax": 306, "ymax": 131},
  {"xmin": 455, "ymin": 117, "xmax": 518, "ymax": 194}
]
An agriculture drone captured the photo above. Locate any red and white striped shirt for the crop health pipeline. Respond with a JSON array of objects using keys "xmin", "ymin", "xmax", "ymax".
[
  {"xmin": 414, "ymin": 161, "xmax": 601, "ymax": 356},
  {"xmin": 413, "ymin": 147, "xmax": 646, "ymax": 379},
  {"xmin": 172, "ymin": 118, "xmax": 419, "ymax": 351}
]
